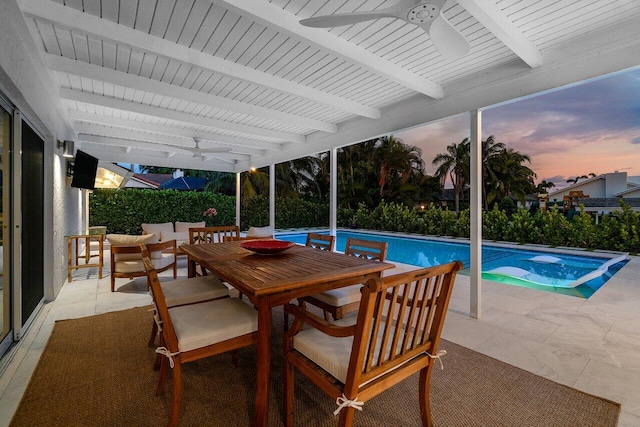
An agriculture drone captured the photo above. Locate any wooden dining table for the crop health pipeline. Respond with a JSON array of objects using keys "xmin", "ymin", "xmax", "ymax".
[{"xmin": 180, "ymin": 240, "xmax": 394, "ymax": 427}]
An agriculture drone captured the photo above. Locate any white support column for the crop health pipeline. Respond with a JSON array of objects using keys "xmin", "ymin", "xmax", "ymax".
[
  {"xmin": 269, "ymin": 164, "xmax": 276, "ymax": 229},
  {"xmin": 470, "ymin": 110, "xmax": 483, "ymax": 319},
  {"xmin": 235, "ymin": 172, "xmax": 241, "ymax": 228},
  {"xmin": 329, "ymin": 148, "xmax": 337, "ymax": 236}
]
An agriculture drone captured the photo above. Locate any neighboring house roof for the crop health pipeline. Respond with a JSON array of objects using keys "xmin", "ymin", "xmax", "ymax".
[
  {"xmin": 132, "ymin": 173, "xmax": 174, "ymax": 187},
  {"xmin": 160, "ymin": 176, "xmax": 208, "ymax": 191},
  {"xmin": 548, "ymin": 175, "xmax": 603, "ymax": 197},
  {"xmin": 581, "ymin": 198, "xmax": 640, "ymax": 208}
]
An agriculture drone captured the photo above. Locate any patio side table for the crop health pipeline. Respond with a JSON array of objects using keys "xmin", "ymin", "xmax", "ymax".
[{"xmin": 66, "ymin": 228, "xmax": 104, "ymax": 282}]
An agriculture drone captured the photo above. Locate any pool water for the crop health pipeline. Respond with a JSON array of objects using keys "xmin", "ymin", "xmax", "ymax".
[{"xmin": 277, "ymin": 230, "xmax": 628, "ymax": 299}]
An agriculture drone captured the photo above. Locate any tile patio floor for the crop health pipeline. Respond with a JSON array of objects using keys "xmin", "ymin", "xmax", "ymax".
[{"xmin": 0, "ymin": 252, "xmax": 639, "ymax": 426}]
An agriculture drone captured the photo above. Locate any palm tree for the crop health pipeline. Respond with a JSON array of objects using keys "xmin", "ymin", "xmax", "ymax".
[
  {"xmin": 275, "ymin": 156, "xmax": 323, "ymax": 199},
  {"xmin": 488, "ymin": 148, "xmax": 536, "ymax": 204},
  {"xmin": 240, "ymin": 168, "xmax": 269, "ymax": 207},
  {"xmin": 535, "ymin": 180, "xmax": 555, "ymax": 193},
  {"xmin": 374, "ymin": 136, "xmax": 424, "ymax": 199},
  {"xmin": 566, "ymin": 172, "xmax": 596, "ymax": 185},
  {"xmin": 432, "ymin": 138, "xmax": 469, "ymax": 212},
  {"xmin": 480, "ymin": 135, "xmax": 506, "ymax": 210}
]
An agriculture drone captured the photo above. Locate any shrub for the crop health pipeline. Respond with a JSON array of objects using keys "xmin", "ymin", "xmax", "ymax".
[
  {"xmin": 567, "ymin": 207, "xmax": 598, "ymax": 249},
  {"xmin": 537, "ymin": 206, "xmax": 571, "ymax": 247},
  {"xmin": 505, "ymin": 208, "xmax": 540, "ymax": 244},
  {"xmin": 483, "ymin": 205, "xmax": 510, "ymax": 241}
]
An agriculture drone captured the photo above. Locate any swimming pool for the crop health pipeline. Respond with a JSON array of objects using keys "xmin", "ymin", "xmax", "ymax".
[{"xmin": 276, "ymin": 230, "xmax": 628, "ymax": 299}]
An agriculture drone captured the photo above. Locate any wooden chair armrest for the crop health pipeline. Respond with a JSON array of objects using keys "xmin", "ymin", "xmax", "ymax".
[
  {"xmin": 149, "ymin": 239, "xmax": 177, "ymax": 254},
  {"xmin": 110, "ymin": 245, "xmax": 143, "ymax": 255},
  {"xmin": 284, "ymin": 303, "xmax": 356, "ymax": 338}
]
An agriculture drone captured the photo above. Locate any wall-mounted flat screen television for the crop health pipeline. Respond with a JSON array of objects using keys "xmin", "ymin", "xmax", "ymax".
[{"xmin": 70, "ymin": 150, "xmax": 99, "ymax": 190}]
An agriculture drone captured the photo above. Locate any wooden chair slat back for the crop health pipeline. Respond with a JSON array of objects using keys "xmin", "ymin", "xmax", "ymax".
[
  {"xmin": 141, "ymin": 244, "xmax": 179, "ymax": 353},
  {"xmin": 344, "ymin": 237, "xmax": 388, "ymax": 262},
  {"xmin": 348, "ymin": 261, "xmax": 462, "ymax": 386},
  {"xmin": 305, "ymin": 233, "xmax": 335, "ymax": 251},
  {"xmin": 188, "ymin": 225, "xmax": 240, "ymax": 244}
]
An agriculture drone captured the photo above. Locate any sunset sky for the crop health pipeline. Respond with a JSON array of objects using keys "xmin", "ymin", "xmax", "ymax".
[{"xmin": 396, "ymin": 68, "xmax": 640, "ymax": 190}]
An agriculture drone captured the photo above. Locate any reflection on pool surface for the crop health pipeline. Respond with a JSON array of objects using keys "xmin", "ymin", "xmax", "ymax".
[{"xmin": 277, "ymin": 230, "xmax": 628, "ymax": 299}]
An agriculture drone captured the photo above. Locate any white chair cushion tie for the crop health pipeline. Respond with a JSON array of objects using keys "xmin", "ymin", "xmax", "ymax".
[
  {"xmin": 155, "ymin": 346, "xmax": 180, "ymax": 368},
  {"xmin": 426, "ymin": 349, "xmax": 447, "ymax": 370},
  {"xmin": 334, "ymin": 394, "xmax": 364, "ymax": 415}
]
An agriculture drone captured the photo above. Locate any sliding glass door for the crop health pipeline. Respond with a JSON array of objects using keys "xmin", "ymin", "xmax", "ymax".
[{"xmin": 20, "ymin": 119, "xmax": 44, "ymax": 327}]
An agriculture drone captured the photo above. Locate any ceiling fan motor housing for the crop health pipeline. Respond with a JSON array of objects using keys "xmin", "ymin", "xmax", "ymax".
[{"xmin": 407, "ymin": 3, "xmax": 439, "ymax": 23}]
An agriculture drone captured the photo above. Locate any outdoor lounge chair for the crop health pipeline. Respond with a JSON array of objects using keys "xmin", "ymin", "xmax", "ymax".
[
  {"xmin": 283, "ymin": 261, "xmax": 462, "ymax": 427},
  {"xmin": 108, "ymin": 234, "xmax": 177, "ymax": 292},
  {"xmin": 298, "ymin": 238, "xmax": 388, "ymax": 320},
  {"xmin": 141, "ymin": 246, "xmax": 258, "ymax": 427}
]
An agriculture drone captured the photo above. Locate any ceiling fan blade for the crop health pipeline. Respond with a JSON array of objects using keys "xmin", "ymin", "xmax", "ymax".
[
  {"xmin": 300, "ymin": 11, "xmax": 397, "ymax": 28},
  {"xmin": 426, "ymin": 13, "xmax": 470, "ymax": 61}
]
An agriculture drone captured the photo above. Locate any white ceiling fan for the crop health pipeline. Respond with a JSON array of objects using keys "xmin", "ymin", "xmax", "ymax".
[
  {"xmin": 156, "ymin": 138, "xmax": 231, "ymax": 159},
  {"xmin": 299, "ymin": 0, "xmax": 470, "ymax": 61}
]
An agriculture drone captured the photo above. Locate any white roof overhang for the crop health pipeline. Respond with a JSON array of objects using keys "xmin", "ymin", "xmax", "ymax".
[{"xmin": 15, "ymin": 0, "xmax": 640, "ymax": 172}]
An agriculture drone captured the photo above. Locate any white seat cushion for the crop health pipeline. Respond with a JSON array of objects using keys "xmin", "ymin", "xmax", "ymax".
[
  {"xmin": 142, "ymin": 222, "xmax": 174, "ymax": 238},
  {"xmin": 246, "ymin": 226, "xmax": 273, "ymax": 238},
  {"xmin": 114, "ymin": 253, "xmax": 174, "ymax": 273},
  {"xmin": 293, "ymin": 318, "xmax": 415, "ymax": 386},
  {"xmin": 293, "ymin": 317, "xmax": 356, "ymax": 383},
  {"xmin": 170, "ymin": 298, "xmax": 258, "ymax": 352},
  {"xmin": 107, "ymin": 233, "xmax": 159, "ymax": 260},
  {"xmin": 310, "ymin": 284, "xmax": 362, "ymax": 307},
  {"xmin": 160, "ymin": 231, "xmax": 189, "ymax": 246},
  {"xmin": 161, "ymin": 276, "xmax": 229, "ymax": 307}
]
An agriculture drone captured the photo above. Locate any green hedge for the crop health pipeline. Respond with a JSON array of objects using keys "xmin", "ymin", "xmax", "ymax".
[
  {"xmin": 89, "ymin": 190, "xmax": 330, "ymax": 234},
  {"xmin": 89, "ymin": 189, "xmax": 236, "ymax": 234},
  {"xmin": 339, "ymin": 200, "xmax": 640, "ymax": 254},
  {"xmin": 90, "ymin": 190, "xmax": 640, "ymax": 254}
]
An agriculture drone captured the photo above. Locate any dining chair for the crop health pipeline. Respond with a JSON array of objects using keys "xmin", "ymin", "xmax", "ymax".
[
  {"xmin": 283, "ymin": 233, "xmax": 337, "ymax": 329},
  {"xmin": 188, "ymin": 225, "xmax": 240, "ymax": 244},
  {"xmin": 141, "ymin": 247, "xmax": 230, "ymax": 348},
  {"xmin": 141, "ymin": 245, "xmax": 258, "ymax": 427},
  {"xmin": 283, "ymin": 261, "xmax": 462, "ymax": 427},
  {"xmin": 305, "ymin": 232, "xmax": 336, "ymax": 251},
  {"xmin": 188, "ymin": 225, "xmax": 240, "ymax": 275},
  {"xmin": 298, "ymin": 237, "xmax": 388, "ymax": 320}
]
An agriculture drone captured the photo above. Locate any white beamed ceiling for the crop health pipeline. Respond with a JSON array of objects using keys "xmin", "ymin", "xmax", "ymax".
[{"xmin": 17, "ymin": 0, "xmax": 640, "ymax": 172}]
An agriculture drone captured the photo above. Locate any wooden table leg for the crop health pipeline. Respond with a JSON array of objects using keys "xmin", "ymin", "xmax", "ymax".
[
  {"xmin": 254, "ymin": 302, "xmax": 272, "ymax": 427},
  {"xmin": 187, "ymin": 257, "xmax": 196, "ymax": 278},
  {"xmin": 67, "ymin": 237, "xmax": 73, "ymax": 283},
  {"xmin": 98, "ymin": 235, "xmax": 103, "ymax": 279}
]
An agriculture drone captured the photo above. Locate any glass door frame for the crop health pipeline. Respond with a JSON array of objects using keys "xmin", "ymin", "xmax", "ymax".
[
  {"xmin": 0, "ymin": 94, "xmax": 12, "ymax": 358},
  {"xmin": 11, "ymin": 110, "xmax": 45, "ymax": 340}
]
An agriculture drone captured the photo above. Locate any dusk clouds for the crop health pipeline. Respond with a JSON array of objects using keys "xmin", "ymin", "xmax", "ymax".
[{"xmin": 397, "ymin": 69, "xmax": 640, "ymax": 189}]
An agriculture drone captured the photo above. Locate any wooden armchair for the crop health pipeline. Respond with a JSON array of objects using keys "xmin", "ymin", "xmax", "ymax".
[
  {"xmin": 141, "ymin": 247, "xmax": 258, "ymax": 427},
  {"xmin": 283, "ymin": 261, "xmax": 462, "ymax": 427},
  {"xmin": 109, "ymin": 238, "xmax": 177, "ymax": 292},
  {"xmin": 298, "ymin": 237, "xmax": 388, "ymax": 320}
]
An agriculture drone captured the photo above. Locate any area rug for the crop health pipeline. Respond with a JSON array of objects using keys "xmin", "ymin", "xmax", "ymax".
[{"xmin": 10, "ymin": 306, "xmax": 620, "ymax": 426}]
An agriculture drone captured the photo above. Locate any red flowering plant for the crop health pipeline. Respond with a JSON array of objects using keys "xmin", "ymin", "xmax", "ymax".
[{"xmin": 202, "ymin": 207, "xmax": 217, "ymax": 225}]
